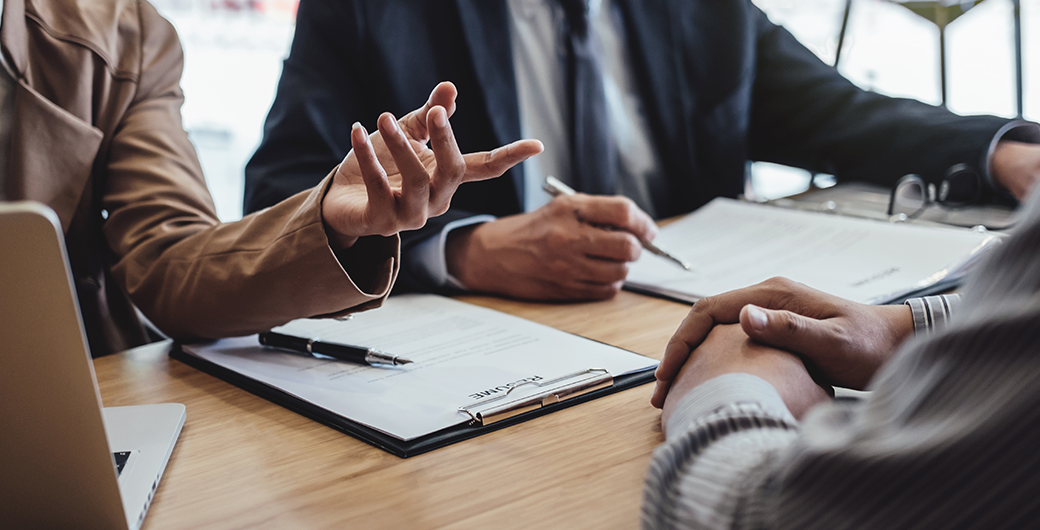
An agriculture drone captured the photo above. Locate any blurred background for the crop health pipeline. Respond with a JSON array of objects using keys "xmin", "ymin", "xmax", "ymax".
[{"xmin": 150, "ymin": 0, "xmax": 1040, "ymax": 222}]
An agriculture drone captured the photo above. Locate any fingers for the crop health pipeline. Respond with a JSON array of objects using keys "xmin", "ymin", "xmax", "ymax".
[
  {"xmin": 653, "ymin": 294, "xmax": 747, "ymax": 384},
  {"xmin": 536, "ymin": 279, "xmax": 623, "ymax": 301},
  {"xmin": 739, "ymin": 305, "xmax": 837, "ymax": 358},
  {"xmin": 573, "ymin": 195, "xmax": 658, "ymax": 242},
  {"xmin": 348, "ymin": 122, "xmax": 392, "ymax": 203},
  {"xmin": 651, "ymin": 280, "xmax": 808, "ymax": 408},
  {"xmin": 462, "ymin": 140, "xmax": 544, "ymax": 182},
  {"xmin": 377, "ymin": 112, "xmax": 430, "ymax": 225},
  {"xmin": 426, "ymin": 106, "xmax": 467, "ymax": 212},
  {"xmin": 582, "ymin": 228, "xmax": 642, "ymax": 262},
  {"xmin": 399, "ymin": 81, "xmax": 459, "ymax": 141},
  {"xmin": 651, "ymin": 303, "xmax": 718, "ymax": 408},
  {"xmin": 427, "ymin": 81, "xmax": 458, "ymax": 118},
  {"xmin": 656, "ymin": 277, "xmax": 835, "ymax": 384}
]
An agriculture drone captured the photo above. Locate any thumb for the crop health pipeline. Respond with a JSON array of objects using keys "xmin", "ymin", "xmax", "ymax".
[{"xmin": 739, "ymin": 304, "xmax": 833, "ymax": 357}]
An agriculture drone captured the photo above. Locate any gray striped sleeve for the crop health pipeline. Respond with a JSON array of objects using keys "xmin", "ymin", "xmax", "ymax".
[
  {"xmin": 641, "ymin": 184, "xmax": 1040, "ymax": 529},
  {"xmin": 643, "ymin": 374, "xmax": 799, "ymax": 530},
  {"xmin": 904, "ymin": 293, "xmax": 961, "ymax": 335}
]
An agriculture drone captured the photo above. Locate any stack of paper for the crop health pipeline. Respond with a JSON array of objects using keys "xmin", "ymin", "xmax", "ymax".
[{"xmin": 626, "ymin": 198, "xmax": 1001, "ymax": 305}]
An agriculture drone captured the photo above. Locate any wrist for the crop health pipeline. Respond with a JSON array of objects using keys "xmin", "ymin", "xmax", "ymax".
[
  {"xmin": 445, "ymin": 224, "xmax": 483, "ymax": 289},
  {"xmin": 326, "ymin": 229, "xmax": 359, "ymax": 251},
  {"xmin": 320, "ymin": 205, "xmax": 359, "ymax": 252},
  {"xmin": 879, "ymin": 303, "xmax": 915, "ymax": 348}
]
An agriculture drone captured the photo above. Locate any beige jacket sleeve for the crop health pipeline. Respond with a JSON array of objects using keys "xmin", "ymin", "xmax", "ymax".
[{"xmin": 100, "ymin": 2, "xmax": 398, "ymax": 341}]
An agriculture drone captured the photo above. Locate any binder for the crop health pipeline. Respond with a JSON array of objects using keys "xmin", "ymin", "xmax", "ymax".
[{"xmin": 172, "ymin": 295, "xmax": 658, "ymax": 458}]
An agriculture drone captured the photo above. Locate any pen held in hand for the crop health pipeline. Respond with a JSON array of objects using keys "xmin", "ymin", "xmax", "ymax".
[
  {"xmin": 258, "ymin": 331, "xmax": 413, "ymax": 366},
  {"xmin": 542, "ymin": 176, "xmax": 696, "ymax": 272}
]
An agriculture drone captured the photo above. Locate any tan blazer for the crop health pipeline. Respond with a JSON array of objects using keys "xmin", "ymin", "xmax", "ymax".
[{"xmin": 2, "ymin": 0, "xmax": 399, "ymax": 356}]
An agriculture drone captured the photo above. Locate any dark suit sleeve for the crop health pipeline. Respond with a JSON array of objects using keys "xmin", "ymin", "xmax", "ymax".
[
  {"xmin": 244, "ymin": 0, "xmax": 361, "ymax": 214},
  {"xmin": 244, "ymin": 0, "xmax": 484, "ymax": 294},
  {"xmin": 743, "ymin": 5, "xmax": 1014, "ymax": 192}
]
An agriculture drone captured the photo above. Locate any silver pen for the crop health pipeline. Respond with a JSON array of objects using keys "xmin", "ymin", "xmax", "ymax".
[{"xmin": 542, "ymin": 176, "xmax": 695, "ymax": 271}]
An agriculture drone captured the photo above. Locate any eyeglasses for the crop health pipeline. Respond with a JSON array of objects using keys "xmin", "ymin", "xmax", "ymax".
[{"xmin": 887, "ymin": 166, "xmax": 994, "ymax": 228}]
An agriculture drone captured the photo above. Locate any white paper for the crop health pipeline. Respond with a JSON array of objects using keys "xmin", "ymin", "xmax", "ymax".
[
  {"xmin": 627, "ymin": 198, "xmax": 1000, "ymax": 304},
  {"xmin": 179, "ymin": 295, "xmax": 657, "ymax": 441}
]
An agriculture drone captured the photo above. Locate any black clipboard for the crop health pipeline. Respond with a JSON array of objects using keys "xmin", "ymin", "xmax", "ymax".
[{"xmin": 170, "ymin": 345, "xmax": 655, "ymax": 458}]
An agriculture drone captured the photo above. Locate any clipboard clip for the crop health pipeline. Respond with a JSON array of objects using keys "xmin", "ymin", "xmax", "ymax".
[{"xmin": 458, "ymin": 368, "xmax": 614, "ymax": 425}]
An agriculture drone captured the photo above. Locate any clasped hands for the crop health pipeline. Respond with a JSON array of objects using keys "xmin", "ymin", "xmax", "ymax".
[
  {"xmin": 652, "ymin": 277, "xmax": 916, "ymax": 426},
  {"xmin": 321, "ymin": 81, "xmax": 544, "ymax": 248}
]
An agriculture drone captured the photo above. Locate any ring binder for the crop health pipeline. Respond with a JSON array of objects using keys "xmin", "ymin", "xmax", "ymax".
[{"xmin": 459, "ymin": 369, "xmax": 614, "ymax": 425}]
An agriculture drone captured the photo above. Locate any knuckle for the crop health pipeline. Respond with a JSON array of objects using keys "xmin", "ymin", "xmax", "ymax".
[
  {"xmin": 621, "ymin": 197, "xmax": 640, "ymax": 225},
  {"xmin": 483, "ymin": 149, "xmax": 501, "ymax": 172},
  {"xmin": 691, "ymin": 296, "xmax": 715, "ymax": 316},
  {"xmin": 779, "ymin": 313, "xmax": 801, "ymax": 334},
  {"xmin": 621, "ymin": 235, "xmax": 642, "ymax": 261},
  {"xmin": 608, "ymin": 199, "xmax": 633, "ymax": 225},
  {"xmin": 556, "ymin": 194, "xmax": 579, "ymax": 209},
  {"xmin": 545, "ymin": 259, "xmax": 572, "ymax": 277},
  {"xmin": 545, "ymin": 228, "xmax": 572, "ymax": 248}
]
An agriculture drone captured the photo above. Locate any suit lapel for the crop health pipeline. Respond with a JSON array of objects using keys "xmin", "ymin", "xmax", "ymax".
[
  {"xmin": 454, "ymin": 0, "xmax": 524, "ymax": 202},
  {"xmin": 7, "ymin": 81, "xmax": 103, "ymax": 231},
  {"xmin": 2, "ymin": 0, "xmax": 102, "ymax": 230},
  {"xmin": 1, "ymin": 0, "xmax": 28, "ymax": 77}
]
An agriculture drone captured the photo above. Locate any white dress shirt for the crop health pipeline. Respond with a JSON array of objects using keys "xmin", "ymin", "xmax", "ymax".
[{"xmin": 412, "ymin": 0, "xmax": 663, "ymax": 289}]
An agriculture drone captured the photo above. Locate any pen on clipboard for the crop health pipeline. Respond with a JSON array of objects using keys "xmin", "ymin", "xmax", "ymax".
[
  {"xmin": 542, "ymin": 176, "xmax": 695, "ymax": 272},
  {"xmin": 258, "ymin": 331, "xmax": 414, "ymax": 366}
]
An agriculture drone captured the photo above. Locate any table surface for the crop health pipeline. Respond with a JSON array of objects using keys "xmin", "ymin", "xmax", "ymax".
[{"xmin": 94, "ymin": 291, "xmax": 694, "ymax": 529}]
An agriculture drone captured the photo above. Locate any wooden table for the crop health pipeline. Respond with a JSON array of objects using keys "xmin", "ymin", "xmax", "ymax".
[{"xmin": 95, "ymin": 292, "xmax": 693, "ymax": 529}]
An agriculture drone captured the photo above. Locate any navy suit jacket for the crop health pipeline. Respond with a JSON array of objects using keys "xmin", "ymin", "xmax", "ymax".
[{"xmin": 245, "ymin": 0, "xmax": 1013, "ymax": 293}]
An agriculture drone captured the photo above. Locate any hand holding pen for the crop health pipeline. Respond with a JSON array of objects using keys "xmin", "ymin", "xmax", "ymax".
[
  {"xmin": 542, "ymin": 176, "xmax": 694, "ymax": 271},
  {"xmin": 444, "ymin": 175, "xmax": 668, "ymax": 300}
]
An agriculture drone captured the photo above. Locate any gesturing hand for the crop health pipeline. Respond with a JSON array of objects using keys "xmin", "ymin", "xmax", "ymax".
[
  {"xmin": 662, "ymin": 324, "xmax": 832, "ymax": 427},
  {"xmin": 445, "ymin": 193, "xmax": 658, "ymax": 300},
  {"xmin": 651, "ymin": 277, "xmax": 914, "ymax": 408},
  {"xmin": 322, "ymin": 82, "xmax": 544, "ymax": 248}
]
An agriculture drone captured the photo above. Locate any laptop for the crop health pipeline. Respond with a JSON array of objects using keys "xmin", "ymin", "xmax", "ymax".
[{"xmin": 0, "ymin": 202, "xmax": 185, "ymax": 529}]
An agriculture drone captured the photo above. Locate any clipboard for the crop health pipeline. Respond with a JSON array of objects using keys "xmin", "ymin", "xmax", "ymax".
[
  {"xmin": 171, "ymin": 295, "xmax": 658, "ymax": 458},
  {"xmin": 170, "ymin": 349, "xmax": 652, "ymax": 458}
]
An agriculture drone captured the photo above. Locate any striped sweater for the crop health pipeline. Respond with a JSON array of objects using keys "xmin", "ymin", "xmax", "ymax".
[{"xmin": 643, "ymin": 190, "xmax": 1040, "ymax": 529}]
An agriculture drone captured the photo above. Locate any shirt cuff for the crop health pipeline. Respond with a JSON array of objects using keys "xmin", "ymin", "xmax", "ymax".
[
  {"xmin": 904, "ymin": 293, "xmax": 962, "ymax": 335},
  {"xmin": 665, "ymin": 373, "xmax": 796, "ymax": 441},
  {"xmin": 409, "ymin": 215, "xmax": 496, "ymax": 290},
  {"xmin": 985, "ymin": 120, "xmax": 1040, "ymax": 194}
]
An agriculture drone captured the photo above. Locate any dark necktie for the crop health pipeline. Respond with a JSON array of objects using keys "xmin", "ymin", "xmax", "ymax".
[{"xmin": 559, "ymin": 0, "xmax": 616, "ymax": 195}]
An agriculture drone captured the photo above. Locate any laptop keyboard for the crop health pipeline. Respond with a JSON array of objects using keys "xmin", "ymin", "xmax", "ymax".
[{"xmin": 113, "ymin": 451, "xmax": 131, "ymax": 475}]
